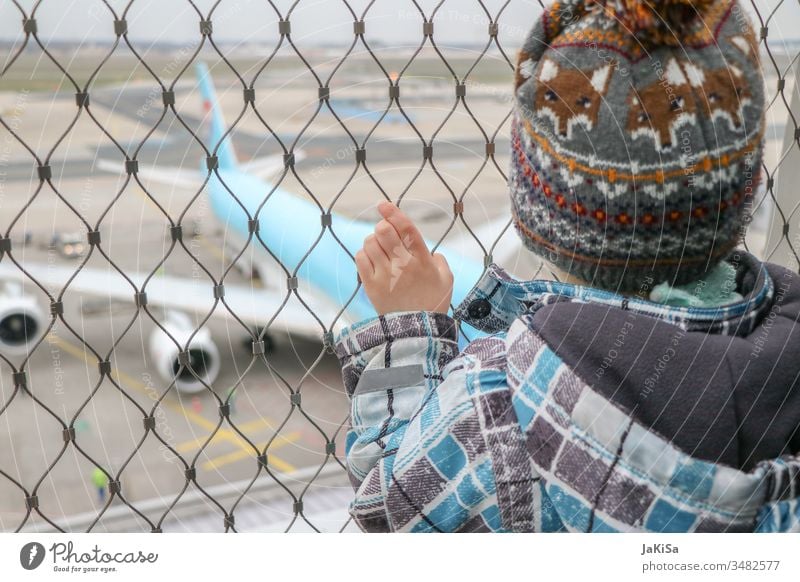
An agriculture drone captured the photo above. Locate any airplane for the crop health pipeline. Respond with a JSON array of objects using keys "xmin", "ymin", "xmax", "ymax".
[{"xmin": 0, "ymin": 62, "xmax": 520, "ymax": 395}]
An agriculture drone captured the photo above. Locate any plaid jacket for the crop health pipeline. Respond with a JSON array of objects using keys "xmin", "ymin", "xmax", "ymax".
[{"xmin": 334, "ymin": 252, "xmax": 800, "ymax": 532}]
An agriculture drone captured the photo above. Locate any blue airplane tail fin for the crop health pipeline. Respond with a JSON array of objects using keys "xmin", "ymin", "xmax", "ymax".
[{"xmin": 194, "ymin": 61, "xmax": 238, "ymax": 171}]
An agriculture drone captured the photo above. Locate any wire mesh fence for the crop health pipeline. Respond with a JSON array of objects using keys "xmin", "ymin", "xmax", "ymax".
[{"xmin": 0, "ymin": 0, "xmax": 799, "ymax": 533}]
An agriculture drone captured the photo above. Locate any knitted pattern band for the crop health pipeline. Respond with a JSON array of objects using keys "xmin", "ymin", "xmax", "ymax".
[{"xmin": 510, "ymin": 0, "xmax": 765, "ymax": 292}]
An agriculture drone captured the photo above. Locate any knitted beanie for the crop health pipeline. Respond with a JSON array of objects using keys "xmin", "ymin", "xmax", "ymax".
[{"xmin": 510, "ymin": 0, "xmax": 765, "ymax": 293}]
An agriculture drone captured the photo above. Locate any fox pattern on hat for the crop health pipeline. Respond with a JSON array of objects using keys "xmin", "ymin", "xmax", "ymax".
[{"xmin": 510, "ymin": 0, "xmax": 766, "ymax": 292}]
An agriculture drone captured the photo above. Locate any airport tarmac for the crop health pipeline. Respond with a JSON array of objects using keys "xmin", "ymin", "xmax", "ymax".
[
  {"xmin": 0, "ymin": 218, "xmax": 356, "ymax": 531},
  {"xmin": 0, "ymin": 51, "xmax": 795, "ymax": 531},
  {"xmin": 0, "ymin": 54, "xmax": 527, "ymax": 532}
]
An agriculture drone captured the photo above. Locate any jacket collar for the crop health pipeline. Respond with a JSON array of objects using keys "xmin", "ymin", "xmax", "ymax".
[{"xmin": 454, "ymin": 251, "xmax": 775, "ymax": 337}]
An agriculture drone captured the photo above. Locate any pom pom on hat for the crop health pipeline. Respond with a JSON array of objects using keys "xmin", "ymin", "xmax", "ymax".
[{"xmin": 591, "ymin": 0, "xmax": 716, "ymax": 46}]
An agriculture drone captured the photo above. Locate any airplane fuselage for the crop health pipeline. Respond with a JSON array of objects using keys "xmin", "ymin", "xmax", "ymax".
[{"xmin": 206, "ymin": 168, "xmax": 485, "ymax": 336}]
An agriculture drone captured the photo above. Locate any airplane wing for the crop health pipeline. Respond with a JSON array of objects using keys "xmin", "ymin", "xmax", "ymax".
[
  {"xmin": 96, "ymin": 159, "xmax": 205, "ymax": 190},
  {"xmin": 239, "ymin": 151, "xmax": 307, "ymax": 180},
  {"xmin": 96, "ymin": 151, "xmax": 307, "ymax": 190},
  {"xmin": 0, "ymin": 261, "xmax": 347, "ymax": 338}
]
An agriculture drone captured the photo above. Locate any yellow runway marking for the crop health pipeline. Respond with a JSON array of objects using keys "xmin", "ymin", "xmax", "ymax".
[
  {"xmin": 48, "ymin": 334, "xmax": 297, "ymax": 473},
  {"xmin": 200, "ymin": 431, "xmax": 301, "ymax": 472},
  {"xmin": 235, "ymin": 417, "xmax": 276, "ymax": 433}
]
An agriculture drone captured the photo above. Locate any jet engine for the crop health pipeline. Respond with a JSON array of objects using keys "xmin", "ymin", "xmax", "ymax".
[
  {"xmin": 149, "ymin": 312, "xmax": 220, "ymax": 394},
  {"xmin": 0, "ymin": 288, "xmax": 45, "ymax": 357}
]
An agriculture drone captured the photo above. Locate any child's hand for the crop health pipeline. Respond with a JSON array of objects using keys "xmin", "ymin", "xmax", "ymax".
[{"xmin": 355, "ymin": 201, "xmax": 454, "ymax": 316}]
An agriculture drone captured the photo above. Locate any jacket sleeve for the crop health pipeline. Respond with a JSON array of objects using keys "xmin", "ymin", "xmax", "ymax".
[{"xmin": 333, "ymin": 311, "xmax": 506, "ymax": 532}]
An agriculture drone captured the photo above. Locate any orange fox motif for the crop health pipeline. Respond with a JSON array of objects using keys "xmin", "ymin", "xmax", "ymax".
[
  {"xmin": 533, "ymin": 59, "xmax": 613, "ymax": 139},
  {"xmin": 699, "ymin": 66, "xmax": 751, "ymax": 128},
  {"xmin": 627, "ymin": 58, "xmax": 699, "ymax": 148},
  {"xmin": 628, "ymin": 58, "xmax": 750, "ymax": 149}
]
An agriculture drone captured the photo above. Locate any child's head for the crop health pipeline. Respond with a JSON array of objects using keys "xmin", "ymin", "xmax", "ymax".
[{"xmin": 510, "ymin": 0, "xmax": 765, "ymax": 293}]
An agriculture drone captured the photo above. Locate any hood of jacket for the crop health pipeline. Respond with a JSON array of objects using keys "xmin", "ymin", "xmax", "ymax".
[{"xmin": 452, "ymin": 250, "xmax": 800, "ymax": 531}]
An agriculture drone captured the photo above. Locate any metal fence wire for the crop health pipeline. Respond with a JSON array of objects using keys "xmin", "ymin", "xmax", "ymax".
[{"xmin": 1, "ymin": 0, "xmax": 799, "ymax": 533}]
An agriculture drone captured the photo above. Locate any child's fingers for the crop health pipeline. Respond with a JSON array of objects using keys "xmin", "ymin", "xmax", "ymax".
[
  {"xmin": 364, "ymin": 234, "xmax": 390, "ymax": 272},
  {"xmin": 377, "ymin": 201, "xmax": 429, "ymax": 257},
  {"xmin": 354, "ymin": 249, "xmax": 373, "ymax": 279},
  {"xmin": 374, "ymin": 220, "xmax": 411, "ymax": 261}
]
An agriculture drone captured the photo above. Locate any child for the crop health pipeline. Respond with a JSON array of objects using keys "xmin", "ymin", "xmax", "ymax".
[{"xmin": 333, "ymin": 0, "xmax": 800, "ymax": 532}]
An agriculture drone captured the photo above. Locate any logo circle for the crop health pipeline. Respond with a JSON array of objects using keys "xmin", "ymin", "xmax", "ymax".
[{"xmin": 19, "ymin": 542, "xmax": 46, "ymax": 570}]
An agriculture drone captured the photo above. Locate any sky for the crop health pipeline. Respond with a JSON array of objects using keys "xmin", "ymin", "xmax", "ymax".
[{"xmin": 1, "ymin": 0, "xmax": 799, "ymax": 49}]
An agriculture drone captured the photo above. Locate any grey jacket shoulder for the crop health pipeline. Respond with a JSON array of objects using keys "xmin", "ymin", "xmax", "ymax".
[{"xmin": 527, "ymin": 260, "xmax": 800, "ymax": 472}]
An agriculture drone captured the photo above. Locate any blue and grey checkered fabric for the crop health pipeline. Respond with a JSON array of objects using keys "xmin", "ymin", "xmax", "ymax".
[
  {"xmin": 452, "ymin": 250, "xmax": 775, "ymax": 338},
  {"xmin": 333, "ymin": 252, "xmax": 800, "ymax": 532}
]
